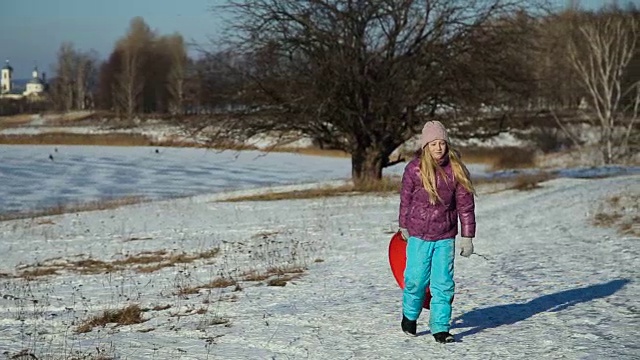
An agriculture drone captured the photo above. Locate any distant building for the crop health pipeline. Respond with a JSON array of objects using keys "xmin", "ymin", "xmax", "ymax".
[
  {"xmin": 0, "ymin": 60, "xmax": 48, "ymax": 100},
  {"xmin": 1, "ymin": 61, "xmax": 15, "ymax": 95}
]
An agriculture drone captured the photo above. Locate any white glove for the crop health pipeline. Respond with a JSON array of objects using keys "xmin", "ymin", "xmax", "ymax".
[
  {"xmin": 399, "ymin": 228, "xmax": 410, "ymax": 241},
  {"xmin": 458, "ymin": 237, "xmax": 474, "ymax": 257}
]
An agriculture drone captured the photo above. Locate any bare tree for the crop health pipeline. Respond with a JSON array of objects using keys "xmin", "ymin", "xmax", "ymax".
[
  {"xmin": 164, "ymin": 34, "xmax": 189, "ymax": 114},
  {"xmin": 53, "ymin": 42, "xmax": 76, "ymax": 111},
  {"xmin": 205, "ymin": 0, "xmax": 543, "ymax": 182},
  {"xmin": 113, "ymin": 46, "xmax": 144, "ymax": 120},
  {"xmin": 191, "ymin": 50, "xmax": 247, "ymax": 113},
  {"xmin": 532, "ymin": 10, "xmax": 585, "ymax": 110},
  {"xmin": 112, "ymin": 17, "xmax": 154, "ymax": 121},
  {"xmin": 74, "ymin": 50, "xmax": 98, "ymax": 110},
  {"xmin": 50, "ymin": 43, "xmax": 98, "ymax": 111},
  {"xmin": 97, "ymin": 17, "xmax": 195, "ymax": 115},
  {"xmin": 566, "ymin": 13, "xmax": 639, "ymax": 163},
  {"xmin": 96, "ymin": 52, "xmax": 119, "ymax": 111}
]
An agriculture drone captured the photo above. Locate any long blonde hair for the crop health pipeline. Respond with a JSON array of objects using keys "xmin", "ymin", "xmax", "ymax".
[{"xmin": 419, "ymin": 146, "xmax": 476, "ymax": 205}]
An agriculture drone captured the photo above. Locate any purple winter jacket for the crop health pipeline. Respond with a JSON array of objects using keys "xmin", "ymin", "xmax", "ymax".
[{"xmin": 398, "ymin": 153, "xmax": 476, "ymax": 241}]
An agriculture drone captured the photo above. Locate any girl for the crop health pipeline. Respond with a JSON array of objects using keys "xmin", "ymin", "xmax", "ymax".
[{"xmin": 398, "ymin": 120, "xmax": 476, "ymax": 343}]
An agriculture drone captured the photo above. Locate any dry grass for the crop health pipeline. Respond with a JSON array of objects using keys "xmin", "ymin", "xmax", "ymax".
[
  {"xmin": 0, "ymin": 196, "xmax": 149, "ymax": 222},
  {"xmin": 251, "ymin": 230, "xmax": 281, "ymax": 239},
  {"xmin": 208, "ymin": 316, "xmax": 231, "ymax": 325},
  {"xmin": 509, "ymin": 173, "xmax": 554, "ymax": 191},
  {"xmin": 0, "ymin": 111, "xmax": 95, "ymax": 126},
  {"xmin": 0, "ymin": 113, "xmax": 35, "ymax": 128},
  {"xmin": 461, "ymin": 172, "xmax": 557, "ymax": 195},
  {"xmin": 267, "ymin": 274, "xmax": 302, "ymax": 287},
  {"xmin": 177, "ymin": 277, "xmax": 238, "ymax": 295},
  {"xmin": 204, "ymin": 277, "xmax": 238, "ymax": 288},
  {"xmin": 593, "ymin": 193, "xmax": 640, "ymax": 236},
  {"xmin": 48, "ymin": 111, "xmax": 97, "ymax": 124},
  {"xmin": 112, "ymin": 250, "xmax": 167, "ymax": 266},
  {"xmin": 221, "ymin": 172, "xmax": 555, "ymax": 202},
  {"xmin": 270, "ymin": 146, "xmax": 350, "ymax": 158},
  {"xmin": 19, "ymin": 267, "xmax": 59, "ymax": 280},
  {"xmin": 593, "ymin": 213, "xmax": 624, "ymax": 227},
  {"xmin": 266, "ymin": 265, "xmax": 306, "ymax": 275},
  {"xmin": 242, "ymin": 265, "xmax": 306, "ymax": 286},
  {"xmin": 223, "ymin": 177, "xmax": 401, "ymax": 202},
  {"xmin": 76, "ymin": 304, "xmax": 145, "ymax": 333},
  {"xmin": 0, "ymin": 131, "xmax": 350, "ymax": 157},
  {"xmin": 72, "ymin": 259, "xmax": 116, "ymax": 275},
  {"xmin": 458, "ymin": 146, "xmax": 536, "ymax": 170},
  {"xmin": 179, "ymin": 265, "xmax": 306, "ymax": 295},
  {"xmin": 242, "ymin": 270, "xmax": 271, "ymax": 282},
  {"xmin": 0, "ymin": 132, "xmax": 220, "ymax": 148},
  {"xmin": 177, "ymin": 286, "xmax": 200, "ymax": 296},
  {"xmin": 152, "ymin": 304, "xmax": 172, "ymax": 311},
  {"xmin": 267, "ymin": 267, "xmax": 305, "ymax": 286},
  {"xmin": 0, "ymin": 133, "xmax": 153, "ymax": 146},
  {"xmin": 223, "ymin": 187, "xmax": 350, "ymax": 202},
  {"xmin": 619, "ymin": 220, "xmax": 639, "ymax": 235},
  {"xmin": 135, "ymin": 263, "xmax": 170, "ymax": 273},
  {"xmin": 16, "ymin": 248, "xmax": 220, "ymax": 279}
]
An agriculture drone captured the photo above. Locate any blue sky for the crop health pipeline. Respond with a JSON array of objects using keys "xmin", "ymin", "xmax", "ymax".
[
  {"xmin": 0, "ymin": 0, "xmax": 632, "ymax": 79},
  {"xmin": 0, "ymin": 0, "xmax": 228, "ymax": 78}
]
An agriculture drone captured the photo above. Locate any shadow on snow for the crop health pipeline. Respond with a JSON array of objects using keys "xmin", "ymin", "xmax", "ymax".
[{"xmin": 449, "ymin": 279, "xmax": 630, "ymax": 339}]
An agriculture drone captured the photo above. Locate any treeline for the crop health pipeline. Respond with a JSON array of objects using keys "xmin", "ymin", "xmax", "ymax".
[
  {"xmin": 44, "ymin": 6, "xmax": 639, "ymax": 121},
  {"xmin": 46, "ymin": 17, "xmax": 229, "ymax": 118}
]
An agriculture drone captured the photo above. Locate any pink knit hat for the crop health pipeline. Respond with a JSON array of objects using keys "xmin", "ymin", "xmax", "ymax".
[{"xmin": 420, "ymin": 121, "xmax": 449, "ymax": 148}]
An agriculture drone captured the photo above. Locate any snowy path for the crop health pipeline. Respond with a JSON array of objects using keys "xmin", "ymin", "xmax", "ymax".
[
  {"xmin": 0, "ymin": 175, "xmax": 638, "ymax": 359},
  {"xmin": 203, "ymin": 176, "xmax": 639, "ymax": 359}
]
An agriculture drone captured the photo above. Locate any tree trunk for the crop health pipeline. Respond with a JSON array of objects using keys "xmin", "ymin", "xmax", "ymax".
[
  {"xmin": 351, "ymin": 145, "xmax": 385, "ymax": 183},
  {"xmin": 76, "ymin": 71, "xmax": 86, "ymax": 110},
  {"xmin": 605, "ymin": 126, "xmax": 613, "ymax": 165}
]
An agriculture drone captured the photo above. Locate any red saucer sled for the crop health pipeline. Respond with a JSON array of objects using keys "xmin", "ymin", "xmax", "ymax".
[{"xmin": 388, "ymin": 231, "xmax": 454, "ymax": 309}]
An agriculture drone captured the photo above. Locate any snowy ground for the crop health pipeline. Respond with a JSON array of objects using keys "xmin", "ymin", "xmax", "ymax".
[{"xmin": 0, "ymin": 146, "xmax": 638, "ymax": 359}]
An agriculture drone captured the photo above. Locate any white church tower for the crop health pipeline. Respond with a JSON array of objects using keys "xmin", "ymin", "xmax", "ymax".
[
  {"xmin": 24, "ymin": 66, "xmax": 45, "ymax": 96},
  {"xmin": 1, "ymin": 60, "xmax": 12, "ymax": 94}
]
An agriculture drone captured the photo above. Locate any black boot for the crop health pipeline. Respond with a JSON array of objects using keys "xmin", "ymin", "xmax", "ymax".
[
  {"xmin": 401, "ymin": 315, "xmax": 417, "ymax": 336},
  {"xmin": 433, "ymin": 332, "xmax": 455, "ymax": 343}
]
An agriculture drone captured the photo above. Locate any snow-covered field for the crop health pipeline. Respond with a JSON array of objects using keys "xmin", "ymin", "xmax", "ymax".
[{"xmin": 0, "ymin": 145, "xmax": 638, "ymax": 359}]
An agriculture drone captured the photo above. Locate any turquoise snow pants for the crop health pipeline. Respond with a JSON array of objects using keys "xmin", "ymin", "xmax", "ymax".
[{"xmin": 402, "ymin": 237, "xmax": 455, "ymax": 334}]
